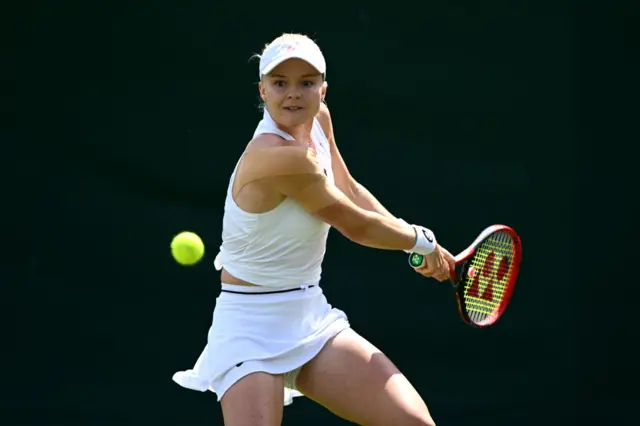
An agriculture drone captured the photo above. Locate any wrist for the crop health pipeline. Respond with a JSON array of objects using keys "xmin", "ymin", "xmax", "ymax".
[
  {"xmin": 396, "ymin": 218, "xmax": 413, "ymax": 253},
  {"xmin": 409, "ymin": 225, "xmax": 437, "ymax": 255}
]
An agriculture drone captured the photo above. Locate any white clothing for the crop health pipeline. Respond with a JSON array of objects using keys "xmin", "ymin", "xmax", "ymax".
[
  {"xmin": 259, "ymin": 35, "xmax": 327, "ymax": 78},
  {"xmin": 173, "ymin": 109, "xmax": 350, "ymax": 406},
  {"xmin": 172, "ymin": 284, "xmax": 350, "ymax": 405},
  {"xmin": 213, "ymin": 109, "xmax": 334, "ymax": 289}
]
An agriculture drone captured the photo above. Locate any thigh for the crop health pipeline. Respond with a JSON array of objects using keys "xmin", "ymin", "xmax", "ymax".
[
  {"xmin": 296, "ymin": 329, "xmax": 435, "ymax": 426},
  {"xmin": 220, "ymin": 372, "xmax": 285, "ymax": 426}
]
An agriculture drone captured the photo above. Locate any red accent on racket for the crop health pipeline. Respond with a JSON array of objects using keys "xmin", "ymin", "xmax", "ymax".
[{"xmin": 408, "ymin": 225, "xmax": 522, "ymax": 328}]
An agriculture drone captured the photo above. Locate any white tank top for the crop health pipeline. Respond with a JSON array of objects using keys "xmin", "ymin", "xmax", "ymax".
[{"xmin": 213, "ymin": 109, "xmax": 334, "ymax": 289}]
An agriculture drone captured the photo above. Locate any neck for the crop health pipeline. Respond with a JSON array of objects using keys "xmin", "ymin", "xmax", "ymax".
[
  {"xmin": 263, "ymin": 107, "xmax": 314, "ymax": 142},
  {"xmin": 277, "ymin": 121, "xmax": 313, "ymax": 142}
]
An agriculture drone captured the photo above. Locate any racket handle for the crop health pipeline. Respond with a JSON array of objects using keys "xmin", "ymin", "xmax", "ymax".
[
  {"xmin": 409, "ymin": 252, "xmax": 459, "ymax": 285},
  {"xmin": 408, "ymin": 252, "xmax": 425, "ymax": 268}
]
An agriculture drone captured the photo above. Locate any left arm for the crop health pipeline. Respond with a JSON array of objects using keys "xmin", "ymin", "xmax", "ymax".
[
  {"xmin": 316, "ymin": 105, "xmax": 454, "ymax": 279},
  {"xmin": 316, "ymin": 104, "xmax": 396, "ymax": 220},
  {"xmin": 348, "ymin": 180, "xmax": 395, "ymax": 219}
]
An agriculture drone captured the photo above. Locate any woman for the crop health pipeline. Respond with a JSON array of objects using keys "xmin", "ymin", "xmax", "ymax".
[{"xmin": 173, "ymin": 33, "xmax": 455, "ymax": 426}]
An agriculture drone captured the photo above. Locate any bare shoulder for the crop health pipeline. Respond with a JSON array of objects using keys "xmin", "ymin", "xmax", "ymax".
[{"xmin": 241, "ymin": 135, "xmax": 321, "ymax": 177}]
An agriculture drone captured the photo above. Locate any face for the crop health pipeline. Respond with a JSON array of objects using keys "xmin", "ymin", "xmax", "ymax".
[{"xmin": 259, "ymin": 58, "xmax": 327, "ymax": 130}]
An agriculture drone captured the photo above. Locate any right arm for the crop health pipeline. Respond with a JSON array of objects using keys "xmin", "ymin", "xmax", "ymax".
[
  {"xmin": 314, "ymin": 185, "xmax": 416, "ymax": 251},
  {"xmin": 242, "ymin": 144, "xmax": 432, "ymax": 254}
]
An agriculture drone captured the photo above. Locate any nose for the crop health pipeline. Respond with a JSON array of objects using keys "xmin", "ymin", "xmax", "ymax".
[{"xmin": 286, "ymin": 87, "xmax": 301, "ymax": 99}]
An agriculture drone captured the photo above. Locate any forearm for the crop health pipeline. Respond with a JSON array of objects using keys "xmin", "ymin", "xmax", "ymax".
[
  {"xmin": 343, "ymin": 210, "xmax": 436, "ymax": 256},
  {"xmin": 345, "ymin": 182, "xmax": 436, "ymax": 254},
  {"xmin": 344, "ymin": 210, "xmax": 415, "ymax": 250},
  {"xmin": 350, "ymin": 181, "xmax": 396, "ymax": 219}
]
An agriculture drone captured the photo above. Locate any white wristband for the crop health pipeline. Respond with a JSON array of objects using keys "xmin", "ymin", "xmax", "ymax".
[{"xmin": 409, "ymin": 225, "xmax": 437, "ymax": 255}]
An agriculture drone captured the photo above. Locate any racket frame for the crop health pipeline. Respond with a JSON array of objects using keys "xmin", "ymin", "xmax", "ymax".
[
  {"xmin": 450, "ymin": 224, "xmax": 522, "ymax": 327},
  {"xmin": 408, "ymin": 224, "xmax": 522, "ymax": 328}
]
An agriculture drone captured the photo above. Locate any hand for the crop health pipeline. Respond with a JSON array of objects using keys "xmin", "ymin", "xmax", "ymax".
[{"xmin": 413, "ymin": 245, "xmax": 456, "ymax": 282}]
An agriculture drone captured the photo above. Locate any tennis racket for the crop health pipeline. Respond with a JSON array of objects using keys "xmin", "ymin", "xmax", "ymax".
[{"xmin": 409, "ymin": 224, "xmax": 522, "ymax": 328}]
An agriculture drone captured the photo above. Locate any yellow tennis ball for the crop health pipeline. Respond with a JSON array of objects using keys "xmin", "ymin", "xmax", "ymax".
[{"xmin": 170, "ymin": 231, "xmax": 205, "ymax": 265}]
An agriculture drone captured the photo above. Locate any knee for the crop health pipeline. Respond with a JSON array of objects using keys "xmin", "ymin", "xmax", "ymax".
[
  {"xmin": 372, "ymin": 413, "xmax": 434, "ymax": 426},
  {"xmin": 409, "ymin": 412, "xmax": 436, "ymax": 426}
]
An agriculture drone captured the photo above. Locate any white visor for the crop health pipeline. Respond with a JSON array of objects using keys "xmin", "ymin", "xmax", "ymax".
[{"xmin": 259, "ymin": 37, "xmax": 326, "ymax": 78}]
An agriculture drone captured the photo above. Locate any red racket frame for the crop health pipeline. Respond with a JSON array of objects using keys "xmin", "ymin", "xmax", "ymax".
[{"xmin": 450, "ymin": 224, "xmax": 522, "ymax": 328}]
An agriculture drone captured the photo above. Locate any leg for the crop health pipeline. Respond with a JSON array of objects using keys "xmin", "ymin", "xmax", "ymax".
[
  {"xmin": 220, "ymin": 372, "xmax": 285, "ymax": 426},
  {"xmin": 296, "ymin": 329, "xmax": 435, "ymax": 426}
]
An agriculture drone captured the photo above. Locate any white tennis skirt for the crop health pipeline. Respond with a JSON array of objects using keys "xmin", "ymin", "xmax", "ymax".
[{"xmin": 172, "ymin": 283, "xmax": 350, "ymax": 405}]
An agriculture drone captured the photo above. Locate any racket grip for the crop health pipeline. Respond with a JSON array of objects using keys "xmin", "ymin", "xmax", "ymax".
[{"xmin": 408, "ymin": 252, "xmax": 425, "ymax": 268}]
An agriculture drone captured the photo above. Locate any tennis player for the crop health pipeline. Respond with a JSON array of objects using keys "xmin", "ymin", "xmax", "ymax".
[{"xmin": 173, "ymin": 33, "xmax": 455, "ymax": 426}]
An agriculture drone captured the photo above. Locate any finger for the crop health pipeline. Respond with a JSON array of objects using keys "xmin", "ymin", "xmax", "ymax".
[
  {"xmin": 448, "ymin": 261, "xmax": 456, "ymax": 274},
  {"xmin": 426, "ymin": 268, "xmax": 443, "ymax": 280},
  {"xmin": 435, "ymin": 265, "xmax": 450, "ymax": 281},
  {"xmin": 415, "ymin": 258, "xmax": 429, "ymax": 270},
  {"xmin": 424, "ymin": 265, "xmax": 440, "ymax": 277},
  {"xmin": 418, "ymin": 268, "xmax": 435, "ymax": 277},
  {"xmin": 435, "ymin": 270, "xmax": 448, "ymax": 281},
  {"xmin": 415, "ymin": 262, "xmax": 433, "ymax": 275},
  {"xmin": 440, "ymin": 256, "xmax": 451, "ymax": 277}
]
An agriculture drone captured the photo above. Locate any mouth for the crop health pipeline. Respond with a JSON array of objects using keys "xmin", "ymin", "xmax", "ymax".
[{"xmin": 283, "ymin": 106, "xmax": 304, "ymax": 111}]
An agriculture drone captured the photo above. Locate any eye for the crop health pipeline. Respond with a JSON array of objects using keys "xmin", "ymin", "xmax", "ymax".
[
  {"xmin": 302, "ymin": 80, "xmax": 315, "ymax": 87},
  {"xmin": 273, "ymin": 80, "xmax": 286, "ymax": 87}
]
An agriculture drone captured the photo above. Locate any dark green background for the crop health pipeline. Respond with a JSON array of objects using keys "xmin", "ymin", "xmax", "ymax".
[{"xmin": 4, "ymin": 1, "xmax": 610, "ymax": 425}]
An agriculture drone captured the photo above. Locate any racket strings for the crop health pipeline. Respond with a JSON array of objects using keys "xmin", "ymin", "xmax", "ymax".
[{"xmin": 462, "ymin": 231, "xmax": 515, "ymax": 323}]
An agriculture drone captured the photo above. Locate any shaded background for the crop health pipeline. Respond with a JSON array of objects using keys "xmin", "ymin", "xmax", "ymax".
[{"xmin": 4, "ymin": 1, "xmax": 631, "ymax": 425}]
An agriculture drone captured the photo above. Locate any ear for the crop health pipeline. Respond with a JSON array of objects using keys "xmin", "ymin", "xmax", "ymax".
[
  {"xmin": 258, "ymin": 81, "xmax": 266, "ymax": 101},
  {"xmin": 321, "ymin": 81, "xmax": 328, "ymax": 100}
]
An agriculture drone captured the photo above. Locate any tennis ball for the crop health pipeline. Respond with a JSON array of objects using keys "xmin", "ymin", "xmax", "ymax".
[{"xmin": 170, "ymin": 231, "xmax": 205, "ymax": 266}]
